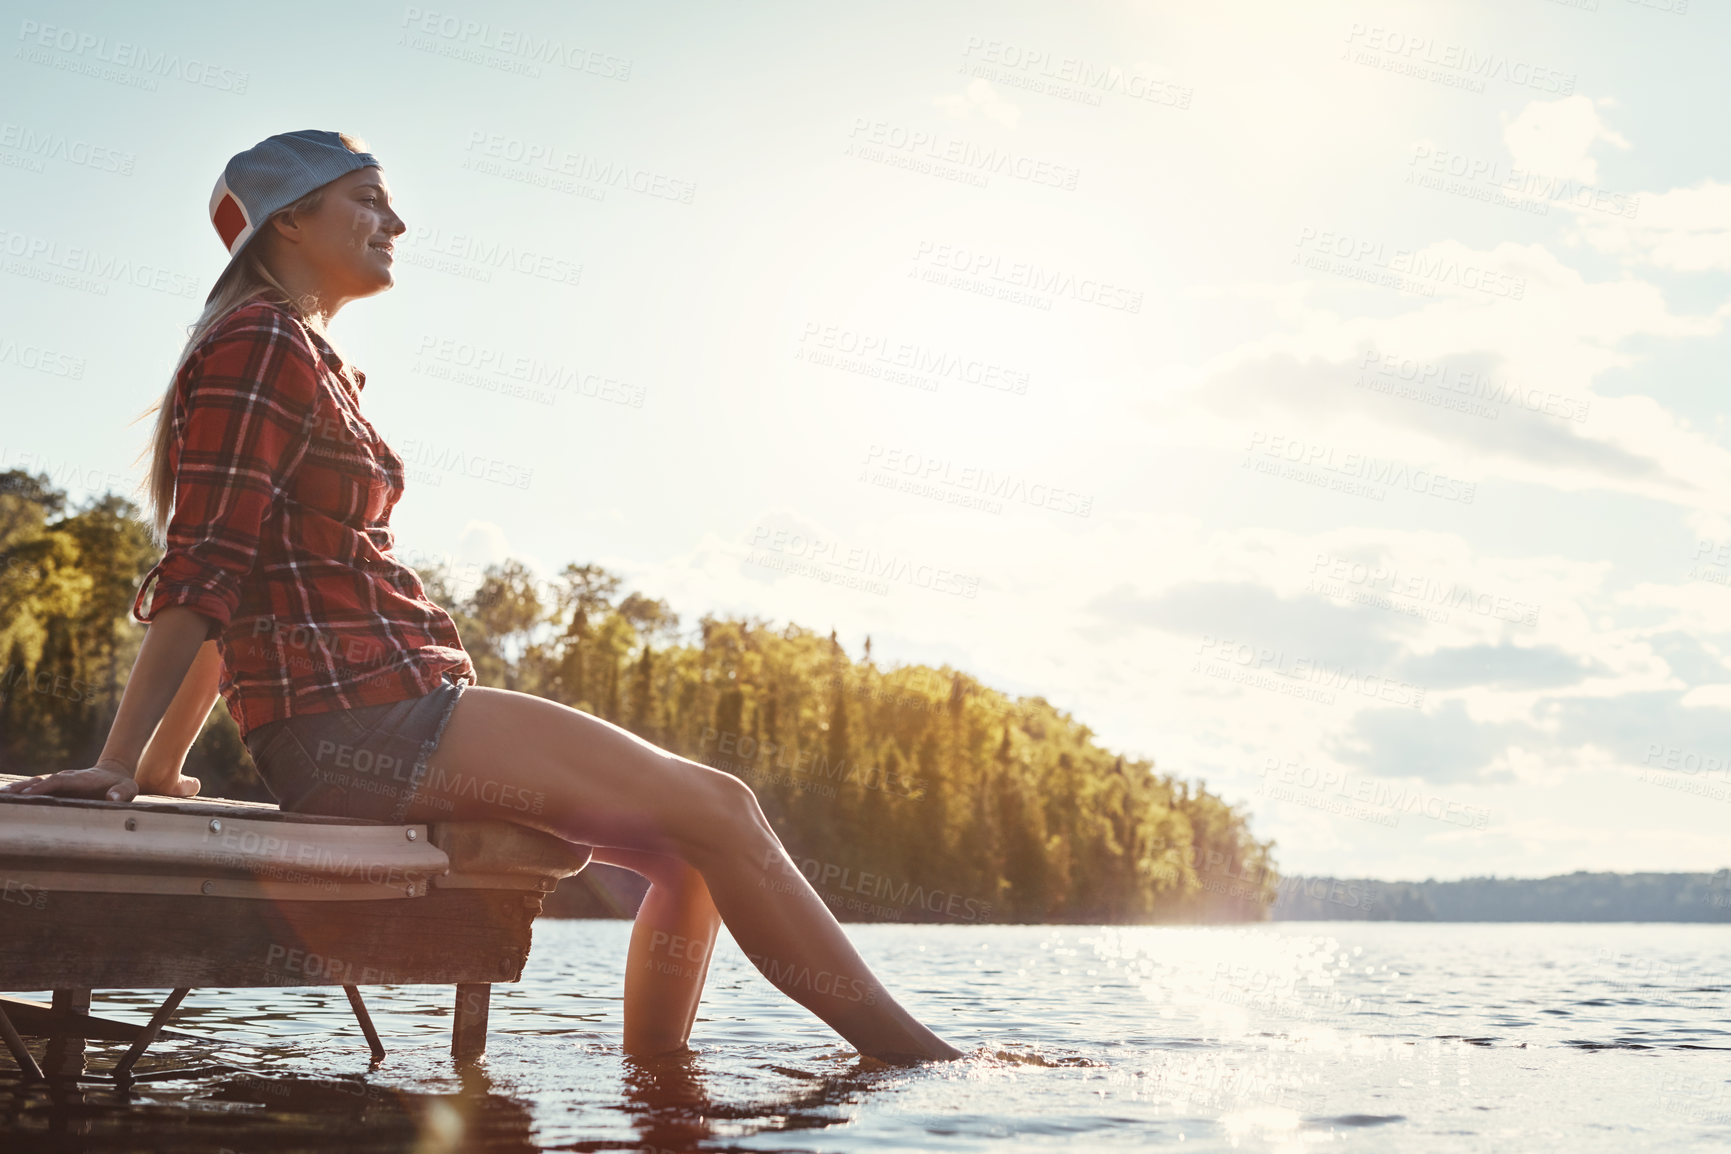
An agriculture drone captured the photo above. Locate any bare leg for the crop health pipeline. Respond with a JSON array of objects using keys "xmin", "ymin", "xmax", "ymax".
[
  {"xmin": 591, "ymin": 847, "xmax": 720, "ymax": 1055},
  {"xmin": 407, "ymin": 686, "xmax": 962, "ymax": 1063}
]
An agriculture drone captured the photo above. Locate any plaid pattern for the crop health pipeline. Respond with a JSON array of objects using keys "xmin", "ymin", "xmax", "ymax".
[{"xmin": 133, "ymin": 298, "xmax": 474, "ymax": 739}]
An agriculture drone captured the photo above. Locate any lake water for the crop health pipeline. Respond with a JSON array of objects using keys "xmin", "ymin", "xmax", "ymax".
[{"xmin": 6, "ymin": 920, "xmax": 1731, "ymax": 1152}]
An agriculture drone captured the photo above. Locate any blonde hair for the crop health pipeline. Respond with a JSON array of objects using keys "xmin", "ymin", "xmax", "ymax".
[{"xmin": 142, "ymin": 132, "xmax": 370, "ymax": 542}]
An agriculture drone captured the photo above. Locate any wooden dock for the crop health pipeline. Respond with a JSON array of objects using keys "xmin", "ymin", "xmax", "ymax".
[{"xmin": 0, "ymin": 774, "xmax": 592, "ymax": 1083}]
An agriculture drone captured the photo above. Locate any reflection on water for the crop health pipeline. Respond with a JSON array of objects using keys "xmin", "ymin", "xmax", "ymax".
[
  {"xmin": 5, "ymin": 920, "xmax": 1731, "ymax": 1151},
  {"xmin": 9, "ymin": 1062, "xmax": 538, "ymax": 1153}
]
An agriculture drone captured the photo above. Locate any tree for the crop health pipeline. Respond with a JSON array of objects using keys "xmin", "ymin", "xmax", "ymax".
[
  {"xmin": 550, "ymin": 563, "xmax": 621, "ymax": 708},
  {"xmin": 0, "ymin": 471, "xmax": 1280, "ymax": 925}
]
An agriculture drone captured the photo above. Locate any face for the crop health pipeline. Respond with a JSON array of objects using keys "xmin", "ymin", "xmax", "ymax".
[{"xmin": 269, "ymin": 165, "xmax": 405, "ymax": 304}]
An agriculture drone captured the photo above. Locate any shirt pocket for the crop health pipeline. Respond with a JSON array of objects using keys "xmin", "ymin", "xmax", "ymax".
[{"xmin": 296, "ymin": 391, "xmax": 393, "ymax": 524}]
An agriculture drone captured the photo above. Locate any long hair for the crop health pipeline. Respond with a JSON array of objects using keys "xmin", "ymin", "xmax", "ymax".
[{"xmin": 142, "ymin": 133, "xmax": 369, "ymax": 543}]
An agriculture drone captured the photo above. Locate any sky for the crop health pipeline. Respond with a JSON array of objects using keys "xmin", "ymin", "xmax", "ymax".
[{"xmin": 4, "ymin": 0, "xmax": 1730, "ymax": 882}]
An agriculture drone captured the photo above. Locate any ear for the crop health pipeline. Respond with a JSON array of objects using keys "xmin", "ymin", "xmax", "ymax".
[{"xmin": 266, "ymin": 208, "xmax": 307, "ymax": 246}]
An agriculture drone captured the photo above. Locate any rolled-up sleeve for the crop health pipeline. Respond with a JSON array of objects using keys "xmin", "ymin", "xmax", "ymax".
[{"xmin": 133, "ymin": 308, "xmax": 320, "ymax": 631}]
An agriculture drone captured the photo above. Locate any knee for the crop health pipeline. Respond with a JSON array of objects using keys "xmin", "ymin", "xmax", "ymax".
[
  {"xmin": 674, "ymin": 763, "xmax": 772, "ymax": 858},
  {"xmin": 704, "ymin": 768, "xmax": 769, "ymax": 833},
  {"xmin": 640, "ymin": 853, "xmax": 709, "ymax": 895}
]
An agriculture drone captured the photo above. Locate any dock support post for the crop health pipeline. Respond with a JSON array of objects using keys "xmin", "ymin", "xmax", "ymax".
[
  {"xmin": 452, "ymin": 983, "xmax": 490, "ymax": 1061},
  {"xmin": 0, "ymin": 1000, "xmax": 43, "ymax": 1083},
  {"xmin": 45, "ymin": 989, "xmax": 91, "ymax": 1079},
  {"xmin": 343, "ymin": 986, "xmax": 387, "ymax": 1060},
  {"xmin": 111, "ymin": 987, "xmax": 190, "ymax": 1084}
]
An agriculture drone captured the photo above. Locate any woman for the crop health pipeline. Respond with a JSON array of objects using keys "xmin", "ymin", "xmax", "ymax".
[{"xmin": 1, "ymin": 129, "xmax": 962, "ymax": 1065}]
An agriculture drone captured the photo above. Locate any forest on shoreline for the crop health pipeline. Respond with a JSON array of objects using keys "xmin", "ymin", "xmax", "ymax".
[
  {"xmin": 1272, "ymin": 871, "xmax": 1731, "ymax": 921},
  {"xmin": 0, "ymin": 470, "xmax": 1278, "ymax": 923}
]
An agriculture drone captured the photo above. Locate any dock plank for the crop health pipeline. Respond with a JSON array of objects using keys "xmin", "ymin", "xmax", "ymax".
[{"xmin": 1, "ymin": 888, "xmax": 545, "ymax": 989}]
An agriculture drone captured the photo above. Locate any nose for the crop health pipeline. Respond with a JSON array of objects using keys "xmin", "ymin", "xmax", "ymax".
[{"xmin": 377, "ymin": 200, "xmax": 406, "ymax": 237}]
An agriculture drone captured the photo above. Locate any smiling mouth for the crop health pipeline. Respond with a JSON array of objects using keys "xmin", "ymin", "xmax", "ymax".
[{"xmin": 369, "ymin": 242, "xmax": 394, "ymax": 257}]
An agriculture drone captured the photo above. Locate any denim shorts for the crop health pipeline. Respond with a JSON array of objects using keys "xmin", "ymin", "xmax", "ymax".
[{"xmin": 243, "ymin": 677, "xmax": 467, "ymax": 824}]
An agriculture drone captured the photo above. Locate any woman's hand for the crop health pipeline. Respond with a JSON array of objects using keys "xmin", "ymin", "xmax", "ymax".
[{"xmin": 0, "ymin": 761, "xmax": 200, "ymax": 803}]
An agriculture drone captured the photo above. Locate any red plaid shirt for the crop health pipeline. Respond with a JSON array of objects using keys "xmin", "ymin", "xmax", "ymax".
[{"xmin": 133, "ymin": 297, "xmax": 474, "ymax": 739}]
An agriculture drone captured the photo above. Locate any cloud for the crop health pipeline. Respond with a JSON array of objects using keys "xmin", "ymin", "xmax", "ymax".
[
  {"xmin": 1394, "ymin": 643, "xmax": 1606, "ymax": 690},
  {"xmin": 1501, "ymin": 94, "xmax": 1629, "ymax": 185},
  {"xmin": 1199, "ymin": 349, "xmax": 1670, "ymax": 486},
  {"xmin": 458, "ymin": 520, "xmax": 512, "ymax": 565},
  {"xmin": 933, "ymin": 78, "xmax": 1022, "ymax": 128},
  {"xmin": 1575, "ymin": 180, "xmax": 1731, "ymax": 272},
  {"xmin": 1155, "ymin": 235, "xmax": 1731, "ymax": 510},
  {"xmin": 1500, "ymin": 91, "xmax": 1731, "ymax": 273},
  {"xmin": 1680, "ymin": 684, "xmax": 1731, "ymax": 709},
  {"xmin": 1325, "ymin": 699, "xmax": 1529, "ymax": 783},
  {"xmin": 1084, "ymin": 579, "xmax": 1406, "ymax": 669},
  {"xmin": 1647, "ymin": 630, "xmax": 1731, "ymax": 686},
  {"xmin": 1543, "ymin": 689, "xmax": 1731, "ymax": 769}
]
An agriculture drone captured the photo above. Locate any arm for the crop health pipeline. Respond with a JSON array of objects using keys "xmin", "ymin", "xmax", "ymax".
[
  {"xmin": 133, "ymin": 635, "xmax": 223, "ymax": 796},
  {"xmin": 1, "ymin": 607, "xmax": 212, "ymax": 801},
  {"xmin": 2, "ymin": 305, "xmax": 318, "ymax": 803}
]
